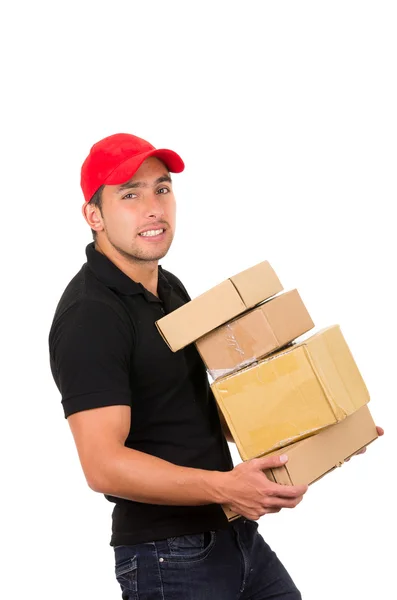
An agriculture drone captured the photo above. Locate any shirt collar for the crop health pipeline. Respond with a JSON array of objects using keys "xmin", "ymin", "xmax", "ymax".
[{"xmin": 85, "ymin": 242, "xmax": 169, "ymax": 301}]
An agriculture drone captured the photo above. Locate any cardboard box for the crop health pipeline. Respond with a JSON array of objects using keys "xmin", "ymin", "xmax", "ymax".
[
  {"xmin": 196, "ymin": 289, "xmax": 315, "ymax": 380},
  {"xmin": 156, "ymin": 261, "xmax": 283, "ymax": 352},
  {"xmin": 223, "ymin": 404, "xmax": 378, "ymax": 521},
  {"xmin": 212, "ymin": 325, "xmax": 370, "ymax": 460}
]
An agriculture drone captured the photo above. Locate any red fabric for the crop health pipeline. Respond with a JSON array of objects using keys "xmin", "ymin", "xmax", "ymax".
[{"xmin": 80, "ymin": 133, "xmax": 185, "ymax": 202}]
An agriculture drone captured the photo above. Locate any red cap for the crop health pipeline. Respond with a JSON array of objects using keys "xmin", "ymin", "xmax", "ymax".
[{"xmin": 80, "ymin": 133, "xmax": 185, "ymax": 202}]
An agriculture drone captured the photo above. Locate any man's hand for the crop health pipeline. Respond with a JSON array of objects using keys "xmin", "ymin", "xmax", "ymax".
[
  {"xmin": 218, "ymin": 454, "xmax": 308, "ymax": 521},
  {"xmin": 345, "ymin": 425, "xmax": 384, "ymax": 461}
]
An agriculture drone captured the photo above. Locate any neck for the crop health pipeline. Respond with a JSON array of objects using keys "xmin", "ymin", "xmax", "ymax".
[{"xmin": 94, "ymin": 240, "xmax": 159, "ymax": 297}]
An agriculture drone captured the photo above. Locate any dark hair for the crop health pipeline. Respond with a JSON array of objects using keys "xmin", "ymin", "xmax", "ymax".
[{"xmin": 88, "ymin": 185, "xmax": 104, "ymax": 240}]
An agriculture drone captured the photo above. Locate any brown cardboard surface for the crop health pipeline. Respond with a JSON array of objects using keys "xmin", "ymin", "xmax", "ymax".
[
  {"xmin": 266, "ymin": 404, "xmax": 378, "ymax": 484},
  {"xmin": 223, "ymin": 405, "xmax": 378, "ymax": 521},
  {"xmin": 196, "ymin": 289, "xmax": 314, "ymax": 379},
  {"xmin": 212, "ymin": 325, "xmax": 370, "ymax": 461},
  {"xmin": 156, "ymin": 261, "xmax": 283, "ymax": 352}
]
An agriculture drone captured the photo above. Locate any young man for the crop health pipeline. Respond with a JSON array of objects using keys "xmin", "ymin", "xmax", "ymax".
[{"xmin": 48, "ymin": 133, "xmax": 381, "ymax": 599}]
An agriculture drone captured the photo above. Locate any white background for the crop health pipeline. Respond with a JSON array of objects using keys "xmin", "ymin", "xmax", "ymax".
[{"xmin": 1, "ymin": 1, "xmax": 395, "ymax": 598}]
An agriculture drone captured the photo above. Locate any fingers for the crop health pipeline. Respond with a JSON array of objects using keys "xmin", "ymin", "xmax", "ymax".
[
  {"xmin": 244, "ymin": 507, "xmax": 282, "ymax": 520},
  {"xmin": 344, "ymin": 426, "xmax": 383, "ymax": 462},
  {"xmin": 253, "ymin": 453, "xmax": 289, "ymax": 470},
  {"xmin": 346, "ymin": 447, "xmax": 367, "ymax": 462},
  {"xmin": 233, "ymin": 507, "xmax": 282, "ymax": 521},
  {"xmin": 266, "ymin": 480, "xmax": 308, "ymax": 499},
  {"xmin": 356, "ymin": 447, "xmax": 367, "ymax": 455},
  {"xmin": 251, "ymin": 455, "xmax": 308, "ymax": 499},
  {"xmin": 228, "ymin": 496, "xmax": 303, "ymax": 520},
  {"xmin": 233, "ymin": 496, "xmax": 304, "ymax": 521},
  {"xmin": 262, "ymin": 494, "xmax": 305, "ymax": 510}
]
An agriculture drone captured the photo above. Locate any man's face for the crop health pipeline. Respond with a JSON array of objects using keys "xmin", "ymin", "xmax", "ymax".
[{"xmin": 97, "ymin": 157, "xmax": 176, "ymax": 262}]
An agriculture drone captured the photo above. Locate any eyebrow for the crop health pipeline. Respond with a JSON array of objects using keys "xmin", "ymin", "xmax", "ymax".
[{"xmin": 117, "ymin": 174, "xmax": 172, "ymax": 193}]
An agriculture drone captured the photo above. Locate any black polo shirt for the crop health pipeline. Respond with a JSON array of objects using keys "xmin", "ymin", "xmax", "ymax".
[{"xmin": 49, "ymin": 242, "xmax": 233, "ymax": 546}]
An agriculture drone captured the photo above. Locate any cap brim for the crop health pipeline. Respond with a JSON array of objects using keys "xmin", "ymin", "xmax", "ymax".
[{"xmin": 104, "ymin": 149, "xmax": 185, "ymax": 186}]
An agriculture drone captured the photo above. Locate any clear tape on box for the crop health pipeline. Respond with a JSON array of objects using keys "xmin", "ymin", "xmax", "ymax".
[
  {"xmin": 206, "ymin": 325, "xmax": 260, "ymax": 379},
  {"xmin": 209, "ymin": 359, "xmax": 258, "ymax": 381}
]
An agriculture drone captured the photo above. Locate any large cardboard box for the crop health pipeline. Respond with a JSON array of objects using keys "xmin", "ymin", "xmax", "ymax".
[
  {"xmin": 223, "ymin": 404, "xmax": 378, "ymax": 521},
  {"xmin": 156, "ymin": 261, "xmax": 283, "ymax": 352},
  {"xmin": 212, "ymin": 325, "xmax": 370, "ymax": 460},
  {"xmin": 196, "ymin": 289, "xmax": 315, "ymax": 380}
]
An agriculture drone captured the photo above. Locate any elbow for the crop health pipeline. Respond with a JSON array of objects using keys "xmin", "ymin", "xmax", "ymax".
[
  {"xmin": 87, "ymin": 475, "xmax": 105, "ymax": 494},
  {"xmin": 83, "ymin": 447, "xmax": 126, "ymax": 495},
  {"xmin": 85, "ymin": 465, "xmax": 113, "ymax": 495},
  {"xmin": 87, "ymin": 474, "xmax": 116, "ymax": 495}
]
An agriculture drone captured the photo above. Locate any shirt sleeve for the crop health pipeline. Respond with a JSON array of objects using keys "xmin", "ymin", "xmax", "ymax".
[{"xmin": 49, "ymin": 300, "xmax": 134, "ymax": 418}]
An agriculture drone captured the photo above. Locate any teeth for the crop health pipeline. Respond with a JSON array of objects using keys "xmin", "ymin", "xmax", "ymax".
[{"xmin": 140, "ymin": 229, "xmax": 164, "ymax": 237}]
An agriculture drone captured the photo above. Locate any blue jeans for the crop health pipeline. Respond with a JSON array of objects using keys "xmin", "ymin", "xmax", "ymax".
[{"xmin": 114, "ymin": 518, "xmax": 301, "ymax": 599}]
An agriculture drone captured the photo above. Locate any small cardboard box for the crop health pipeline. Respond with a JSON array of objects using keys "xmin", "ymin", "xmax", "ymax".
[
  {"xmin": 196, "ymin": 289, "xmax": 314, "ymax": 379},
  {"xmin": 212, "ymin": 325, "xmax": 370, "ymax": 460},
  {"xmin": 156, "ymin": 261, "xmax": 283, "ymax": 352},
  {"xmin": 223, "ymin": 404, "xmax": 378, "ymax": 521}
]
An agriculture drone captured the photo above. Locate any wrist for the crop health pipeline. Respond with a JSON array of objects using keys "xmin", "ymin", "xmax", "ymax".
[{"xmin": 201, "ymin": 469, "xmax": 229, "ymax": 504}]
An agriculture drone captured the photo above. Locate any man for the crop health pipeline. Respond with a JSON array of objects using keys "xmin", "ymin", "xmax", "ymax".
[{"xmin": 49, "ymin": 133, "xmax": 382, "ymax": 599}]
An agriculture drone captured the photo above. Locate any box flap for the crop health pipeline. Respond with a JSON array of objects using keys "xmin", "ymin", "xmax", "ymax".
[
  {"xmin": 303, "ymin": 325, "xmax": 370, "ymax": 420},
  {"xmin": 230, "ymin": 261, "xmax": 283, "ymax": 307}
]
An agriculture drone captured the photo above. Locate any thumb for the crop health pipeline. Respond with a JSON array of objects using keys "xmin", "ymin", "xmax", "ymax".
[{"xmin": 252, "ymin": 453, "xmax": 289, "ymax": 470}]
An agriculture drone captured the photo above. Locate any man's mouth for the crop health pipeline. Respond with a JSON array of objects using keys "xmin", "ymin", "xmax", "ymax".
[{"xmin": 139, "ymin": 228, "xmax": 165, "ymax": 238}]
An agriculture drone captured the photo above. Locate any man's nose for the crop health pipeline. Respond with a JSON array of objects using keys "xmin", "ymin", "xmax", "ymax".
[{"xmin": 144, "ymin": 193, "xmax": 164, "ymax": 218}]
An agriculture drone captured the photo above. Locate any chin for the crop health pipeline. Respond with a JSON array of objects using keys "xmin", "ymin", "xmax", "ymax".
[
  {"xmin": 139, "ymin": 240, "xmax": 173, "ymax": 262},
  {"xmin": 137, "ymin": 246, "xmax": 170, "ymax": 262},
  {"xmin": 147, "ymin": 250, "xmax": 169, "ymax": 261}
]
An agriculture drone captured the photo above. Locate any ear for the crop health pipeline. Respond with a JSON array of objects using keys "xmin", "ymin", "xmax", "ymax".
[{"xmin": 82, "ymin": 202, "xmax": 104, "ymax": 234}]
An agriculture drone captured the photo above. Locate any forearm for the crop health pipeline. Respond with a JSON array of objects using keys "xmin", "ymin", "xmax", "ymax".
[{"xmin": 91, "ymin": 446, "xmax": 225, "ymax": 506}]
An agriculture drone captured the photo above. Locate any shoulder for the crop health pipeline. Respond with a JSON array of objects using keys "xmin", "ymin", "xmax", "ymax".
[
  {"xmin": 49, "ymin": 297, "xmax": 133, "ymax": 354},
  {"xmin": 50, "ymin": 264, "xmax": 132, "ymax": 329},
  {"xmin": 49, "ymin": 267, "xmax": 135, "ymax": 354}
]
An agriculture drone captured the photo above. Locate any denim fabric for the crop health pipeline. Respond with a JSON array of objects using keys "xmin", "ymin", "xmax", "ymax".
[{"xmin": 114, "ymin": 518, "xmax": 301, "ymax": 599}]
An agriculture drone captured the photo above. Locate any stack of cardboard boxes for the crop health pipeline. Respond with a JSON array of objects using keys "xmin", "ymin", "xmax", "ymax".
[{"xmin": 156, "ymin": 261, "xmax": 378, "ymax": 521}]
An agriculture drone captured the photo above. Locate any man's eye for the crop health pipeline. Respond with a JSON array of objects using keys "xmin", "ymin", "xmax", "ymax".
[
  {"xmin": 122, "ymin": 193, "xmax": 136, "ymax": 199},
  {"xmin": 157, "ymin": 187, "xmax": 169, "ymax": 195}
]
